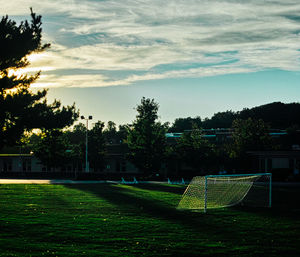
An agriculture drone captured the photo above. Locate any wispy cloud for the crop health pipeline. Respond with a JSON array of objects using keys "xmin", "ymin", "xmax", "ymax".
[{"xmin": 3, "ymin": 0, "xmax": 300, "ymax": 88}]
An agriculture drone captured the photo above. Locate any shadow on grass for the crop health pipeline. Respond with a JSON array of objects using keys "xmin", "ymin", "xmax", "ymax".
[
  {"xmin": 63, "ymin": 183, "xmax": 300, "ymax": 237},
  {"xmin": 0, "ymin": 184, "xmax": 75, "ymax": 243},
  {"xmin": 233, "ymin": 184, "xmax": 300, "ymax": 219},
  {"xmin": 63, "ymin": 183, "xmax": 246, "ymax": 241},
  {"xmin": 132, "ymin": 183, "xmax": 186, "ymax": 195}
]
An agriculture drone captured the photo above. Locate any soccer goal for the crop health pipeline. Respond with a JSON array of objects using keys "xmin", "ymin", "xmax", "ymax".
[{"xmin": 177, "ymin": 173, "xmax": 272, "ymax": 213}]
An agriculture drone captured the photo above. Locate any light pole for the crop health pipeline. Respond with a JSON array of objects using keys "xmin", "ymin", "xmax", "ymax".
[{"xmin": 81, "ymin": 115, "xmax": 92, "ymax": 172}]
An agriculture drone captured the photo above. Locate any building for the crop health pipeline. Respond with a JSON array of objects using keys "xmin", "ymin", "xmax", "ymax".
[
  {"xmin": 1, "ymin": 128, "xmax": 299, "ymax": 180},
  {"xmin": 0, "ymin": 144, "xmax": 139, "ymax": 177},
  {"xmin": 248, "ymin": 150, "xmax": 300, "ymax": 180}
]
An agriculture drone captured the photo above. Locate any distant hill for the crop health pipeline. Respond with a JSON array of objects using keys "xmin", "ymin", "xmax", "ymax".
[
  {"xmin": 169, "ymin": 102, "xmax": 300, "ymax": 132},
  {"xmin": 237, "ymin": 102, "xmax": 300, "ymax": 129}
]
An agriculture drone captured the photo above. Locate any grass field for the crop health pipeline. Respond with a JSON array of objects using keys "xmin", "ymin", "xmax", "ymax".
[{"xmin": 0, "ymin": 182, "xmax": 299, "ymax": 256}]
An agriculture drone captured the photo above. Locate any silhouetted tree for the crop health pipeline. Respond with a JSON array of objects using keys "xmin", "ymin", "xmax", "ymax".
[
  {"xmin": 169, "ymin": 116, "xmax": 202, "ymax": 132},
  {"xmin": 238, "ymin": 102, "xmax": 300, "ymax": 129},
  {"xmin": 33, "ymin": 130, "xmax": 75, "ymax": 171},
  {"xmin": 64, "ymin": 121, "xmax": 107, "ymax": 172},
  {"xmin": 229, "ymin": 118, "xmax": 272, "ymax": 170},
  {"xmin": 202, "ymin": 111, "xmax": 236, "ymax": 129},
  {"xmin": 0, "ymin": 9, "xmax": 78, "ymax": 150},
  {"xmin": 117, "ymin": 124, "xmax": 130, "ymax": 143},
  {"xmin": 173, "ymin": 126, "xmax": 215, "ymax": 174},
  {"xmin": 170, "ymin": 102, "xmax": 300, "ymax": 132},
  {"xmin": 127, "ymin": 97, "xmax": 168, "ymax": 176},
  {"xmin": 64, "ymin": 123, "xmax": 86, "ymax": 169},
  {"xmin": 89, "ymin": 121, "xmax": 106, "ymax": 172},
  {"xmin": 275, "ymin": 125, "xmax": 300, "ymax": 150},
  {"xmin": 103, "ymin": 121, "xmax": 117, "ymax": 144},
  {"xmin": 231, "ymin": 118, "xmax": 272, "ymax": 155},
  {"xmin": 65, "ymin": 123, "xmax": 86, "ymax": 146}
]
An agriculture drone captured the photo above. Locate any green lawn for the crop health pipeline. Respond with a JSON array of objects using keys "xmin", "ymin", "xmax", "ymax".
[{"xmin": 0, "ymin": 182, "xmax": 299, "ymax": 256}]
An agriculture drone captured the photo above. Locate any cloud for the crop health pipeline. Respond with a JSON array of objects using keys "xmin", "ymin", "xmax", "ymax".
[
  {"xmin": 32, "ymin": 62, "xmax": 257, "ymax": 88},
  {"xmin": 3, "ymin": 0, "xmax": 300, "ymax": 88}
]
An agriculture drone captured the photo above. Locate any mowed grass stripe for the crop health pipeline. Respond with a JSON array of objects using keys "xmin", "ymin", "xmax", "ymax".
[{"xmin": 0, "ymin": 183, "xmax": 299, "ymax": 256}]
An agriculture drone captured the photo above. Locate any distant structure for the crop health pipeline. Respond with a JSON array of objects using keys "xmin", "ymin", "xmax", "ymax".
[{"xmin": 0, "ymin": 129, "xmax": 299, "ymax": 180}]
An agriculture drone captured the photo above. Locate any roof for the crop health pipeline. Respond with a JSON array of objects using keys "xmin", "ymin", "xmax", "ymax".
[
  {"xmin": 0, "ymin": 154, "xmax": 33, "ymax": 157},
  {"xmin": 247, "ymin": 150, "xmax": 300, "ymax": 157}
]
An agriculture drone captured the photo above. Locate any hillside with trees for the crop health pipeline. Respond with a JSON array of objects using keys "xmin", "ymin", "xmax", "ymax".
[
  {"xmin": 238, "ymin": 102, "xmax": 300, "ymax": 129},
  {"xmin": 168, "ymin": 102, "xmax": 300, "ymax": 132}
]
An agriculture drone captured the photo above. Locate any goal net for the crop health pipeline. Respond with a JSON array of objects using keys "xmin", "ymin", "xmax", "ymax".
[{"xmin": 177, "ymin": 173, "xmax": 272, "ymax": 212}]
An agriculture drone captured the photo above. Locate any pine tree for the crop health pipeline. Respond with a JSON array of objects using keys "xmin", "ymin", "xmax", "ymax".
[{"xmin": 0, "ymin": 9, "xmax": 78, "ymax": 150}]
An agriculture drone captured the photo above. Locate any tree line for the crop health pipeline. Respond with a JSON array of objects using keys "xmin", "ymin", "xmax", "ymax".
[
  {"xmin": 7, "ymin": 96, "xmax": 300, "ymax": 177},
  {"xmin": 1, "ymin": 11, "xmax": 300, "ymax": 177},
  {"xmin": 169, "ymin": 102, "xmax": 300, "ymax": 132}
]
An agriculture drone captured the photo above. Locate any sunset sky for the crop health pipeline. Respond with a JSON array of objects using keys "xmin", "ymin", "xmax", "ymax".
[{"xmin": 2, "ymin": 0, "xmax": 300, "ymax": 126}]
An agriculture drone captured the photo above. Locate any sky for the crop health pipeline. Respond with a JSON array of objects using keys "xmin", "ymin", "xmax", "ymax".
[{"xmin": 2, "ymin": 0, "xmax": 300, "ymax": 126}]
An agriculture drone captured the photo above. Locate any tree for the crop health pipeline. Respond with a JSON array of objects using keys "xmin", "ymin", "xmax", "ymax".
[
  {"xmin": 231, "ymin": 118, "xmax": 272, "ymax": 155},
  {"xmin": 103, "ymin": 121, "xmax": 117, "ymax": 144},
  {"xmin": 169, "ymin": 116, "xmax": 202, "ymax": 132},
  {"xmin": 65, "ymin": 123, "xmax": 86, "ymax": 147},
  {"xmin": 64, "ymin": 121, "xmax": 107, "ymax": 172},
  {"xmin": 64, "ymin": 123, "xmax": 86, "ymax": 169},
  {"xmin": 127, "ymin": 97, "xmax": 168, "ymax": 176},
  {"xmin": 238, "ymin": 102, "xmax": 300, "ymax": 129},
  {"xmin": 271, "ymin": 125, "xmax": 300, "ymax": 151},
  {"xmin": 117, "ymin": 124, "xmax": 129, "ymax": 143},
  {"xmin": 173, "ymin": 126, "xmax": 215, "ymax": 174},
  {"xmin": 32, "ymin": 130, "xmax": 75, "ymax": 171},
  {"xmin": 202, "ymin": 111, "xmax": 236, "ymax": 129},
  {"xmin": 0, "ymin": 9, "xmax": 78, "ymax": 150},
  {"xmin": 229, "ymin": 118, "xmax": 272, "ymax": 170},
  {"xmin": 88, "ymin": 121, "xmax": 106, "ymax": 172}
]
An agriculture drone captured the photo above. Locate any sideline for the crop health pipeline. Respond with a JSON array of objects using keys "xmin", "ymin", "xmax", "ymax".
[
  {"xmin": 0, "ymin": 179, "xmax": 168, "ymax": 184},
  {"xmin": 0, "ymin": 179, "xmax": 299, "ymax": 186},
  {"xmin": 0, "ymin": 179, "xmax": 112, "ymax": 184}
]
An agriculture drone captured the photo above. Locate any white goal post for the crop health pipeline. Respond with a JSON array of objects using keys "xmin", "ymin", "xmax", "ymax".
[{"xmin": 177, "ymin": 173, "xmax": 272, "ymax": 213}]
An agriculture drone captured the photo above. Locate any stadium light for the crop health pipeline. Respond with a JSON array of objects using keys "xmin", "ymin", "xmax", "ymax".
[{"xmin": 81, "ymin": 115, "xmax": 93, "ymax": 172}]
